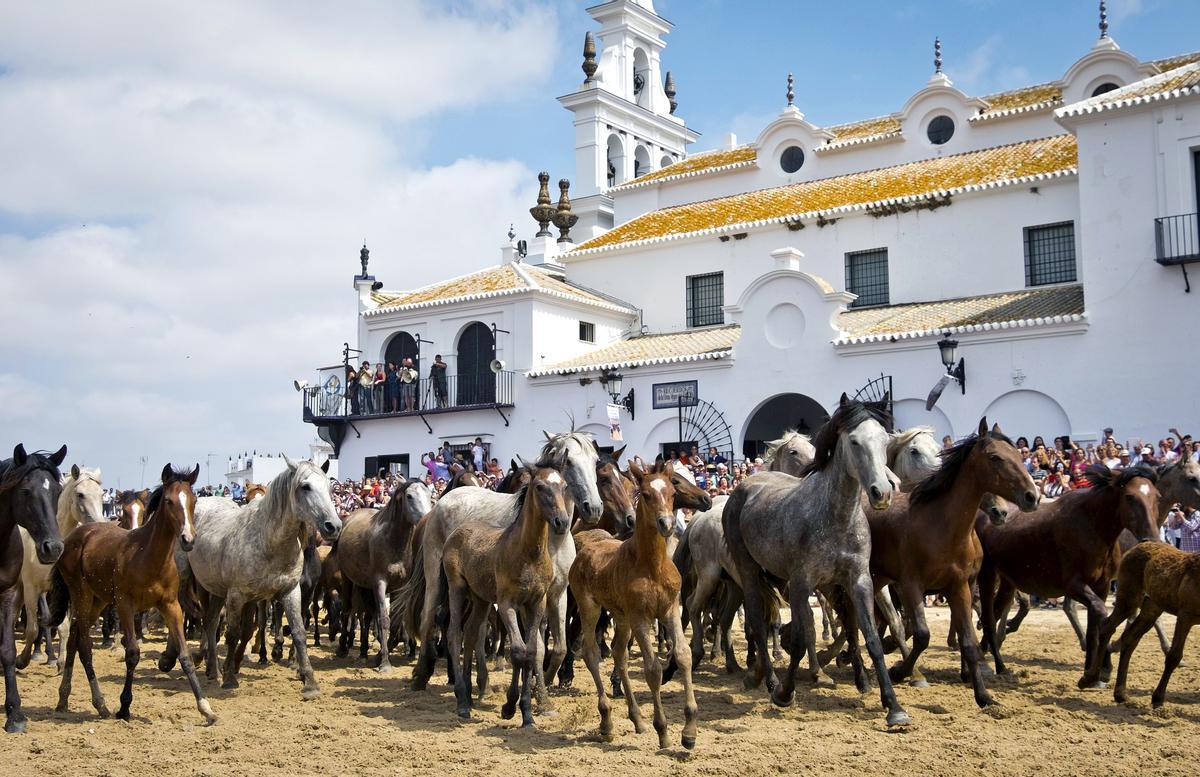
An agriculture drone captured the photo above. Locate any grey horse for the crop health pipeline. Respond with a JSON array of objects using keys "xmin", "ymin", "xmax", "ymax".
[
  {"xmin": 161, "ymin": 457, "xmax": 341, "ymax": 699},
  {"xmin": 723, "ymin": 394, "xmax": 911, "ymax": 727}
]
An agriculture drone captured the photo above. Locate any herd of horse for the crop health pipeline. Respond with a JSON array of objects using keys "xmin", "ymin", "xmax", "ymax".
[{"xmin": 1, "ymin": 395, "xmax": 1199, "ymax": 749}]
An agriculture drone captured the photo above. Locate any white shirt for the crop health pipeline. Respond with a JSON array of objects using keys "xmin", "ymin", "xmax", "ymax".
[{"xmin": 472, "ymin": 444, "xmax": 485, "ymax": 468}]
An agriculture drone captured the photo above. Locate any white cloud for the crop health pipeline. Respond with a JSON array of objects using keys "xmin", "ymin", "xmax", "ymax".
[
  {"xmin": 952, "ymin": 36, "xmax": 1030, "ymax": 95},
  {"xmin": 0, "ymin": 1, "xmax": 561, "ymax": 486}
]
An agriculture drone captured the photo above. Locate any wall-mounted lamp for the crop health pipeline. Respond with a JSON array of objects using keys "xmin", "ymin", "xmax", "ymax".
[{"xmin": 600, "ymin": 369, "xmax": 635, "ymax": 421}]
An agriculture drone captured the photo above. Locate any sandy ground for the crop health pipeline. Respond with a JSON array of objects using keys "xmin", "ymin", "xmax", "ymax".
[{"xmin": 2, "ymin": 605, "xmax": 1198, "ymax": 777}]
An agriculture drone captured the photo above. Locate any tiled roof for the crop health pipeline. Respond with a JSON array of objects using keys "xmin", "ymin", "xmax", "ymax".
[
  {"xmin": 1149, "ymin": 51, "xmax": 1200, "ymax": 73},
  {"xmin": 609, "ymin": 145, "xmax": 758, "ymax": 191},
  {"xmin": 571, "ymin": 135, "xmax": 1077, "ymax": 254},
  {"xmin": 836, "ymin": 284, "xmax": 1085, "ymax": 344},
  {"xmin": 1057, "ymin": 61, "xmax": 1200, "ymax": 118},
  {"xmin": 367, "ymin": 262, "xmax": 636, "ymax": 316},
  {"xmin": 820, "ymin": 116, "xmax": 904, "ymax": 150},
  {"xmin": 527, "ymin": 325, "xmax": 741, "ymax": 376},
  {"xmin": 972, "ymin": 82, "xmax": 1063, "ymax": 122}
]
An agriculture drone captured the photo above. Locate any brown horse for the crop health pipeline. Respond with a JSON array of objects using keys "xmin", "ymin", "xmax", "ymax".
[
  {"xmin": 442, "ymin": 466, "xmax": 572, "ymax": 725},
  {"xmin": 976, "ymin": 464, "xmax": 1159, "ymax": 682},
  {"xmin": 495, "ymin": 461, "xmax": 531, "ymax": 494},
  {"xmin": 242, "ymin": 482, "xmax": 267, "ymax": 503},
  {"xmin": 1081, "ymin": 541, "xmax": 1200, "ymax": 706},
  {"xmin": 867, "ymin": 419, "xmax": 1039, "ymax": 707},
  {"xmin": 570, "ymin": 459, "xmax": 712, "ymax": 750},
  {"xmin": 588, "ymin": 445, "xmax": 635, "ymax": 538},
  {"xmin": 48, "ymin": 464, "xmax": 215, "ymax": 724},
  {"xmin": 116, "ymin": 489, "xmax": 150, "ymax": 530}
]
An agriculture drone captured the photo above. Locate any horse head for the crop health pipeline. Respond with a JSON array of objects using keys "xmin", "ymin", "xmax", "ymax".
[
  {"xmin": 244, "ymin": 482, "xmax": 268, "ymax": 502},
  {"xmin": 765, "ymin": 430, "xmax": 815, "ymax": 477},
  {"xmin": 525, "ymin": 466, "xmax": 573, "ymax": 536},
  {"xmin": 817, "ymin": 394, "xmax": 893, "ymax": 510},
  {"xmin": 628, "ymin": 458, "xmax": 682, "ymax": 538},
  {"xmin": 595, "ymin": 443, "xmax": 635, "ymax": 537},
  {"xmin": 541, "ymin": 430, "xmax": 602, "ymax": 523},
  {"xmin": 966, "ymin": 419, "xmax": 1040, "ymax": 513},
  {"xmin": 1, "ymin": 444, "xmax": 67, "ymax": 563},
  {"xmin": 978, "ymin": 493, "xmax": 1010, "ymax": 525},
  {"xmin": 1088, "ymin": 464, "xmax": 1160, "ymax": 542},
  {"xmin": 282, "ymin": 455, "xmax": 342, "ymax": 542},
  {"xmin": 65, "ymin": 464, "xmax": 106, "ymax": 526},
  {"xmin": 395, "ymin": 478, "xmax": 433, "ymax": 525},
  {"xmin": 1159, "ymin": 458, "xmax": 1200, "ymax": 514},
  {"xmin": 152, "ymin": 463, "xmax": 200, "ymax": 550},
  {"xmin": 666, "ymin": 459, "xmax": 712, "ymax": 513},
  {"xmin": 887, "ymin": 427, "xmax": 941, "ymax": 490}
]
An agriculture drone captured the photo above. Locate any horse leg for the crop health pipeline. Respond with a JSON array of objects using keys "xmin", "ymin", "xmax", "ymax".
[
  {"xmin": 75, "ymin": 605, "xmax": 109, "ymax": 717},
  {"xmin": 889, "ymin": 582, "xmax": 928, "ymax": 684},
  {"xmin": 772, "ymin": 580, "xmax": 812, "ymax": 708},
  {"xmin": 271, "ymin": 599, "xmax": 285, "ymax": 663},
  {"xmin": 1062, "ymin": 597, "xmax": 1087, "ymax": 653},
  {"xmin": 665, "ymin": 607, "xmax": 698, "ymax": 749},
  {"xmin": 978, "ymin": 565, "xmax": 1009, "ymax": 676},
  {"xmin": 1110, "ymin": 602, "xmax": 1162, "ymax": 703},
  {"xmin": 719, "ymin": 587, "xmax": 743, "ymax": 674},
  {"xmin": 610, "ymin": 619, "xmax": 644, "ymax": 734},
  {"xmin": 679, "ymin": 567, "xmax": 718, "ymax": 676},
  {"xmin": 445, "ymin": 581, "xmax": 470, "ymax": 719},
  {"xmin": 411, "ymin": 566, "xmax": 441, "ymax": 691},
  {"xmin": 202, "ymin": 594, "xmax": 225, "ymax": 683},
  {"xmin": 632, "ymin": 621, "xmax": 669, "ymax": 749},
  {"xmin": 372, "ymin": 580, "xmax": 392, "ymax": 673},
  {"xmin": 161, "ymin": 599, "xmax": 215, "ymax": 724},
  {"xmin": 56, "ymin": 617, "xmax": 79, "ymax": 714},
  {"xmin": 220, "ymin": 596, "xmax": 248, "ymax": 690},
  {"xmin": 1151, "ymin": 616, "xmax": 1192, "ymax": 708},
  {"xmin": 464, "ymin": 601, "xmax": 490, "ymax": 705},
  {"xmin": 519, "ymin": 601, "xmax": 546, "ymax": 727},
  {"xmin": 839, "ymin": 591, "xmax": 869, "ymax": 693},
  {"xmin": 850, "ymin": 576, "xmax": 910, "ymax": 726},
  {"xmin": 497, "ymin": 603, "xmax": 529, "ymax": 721},
  {"xmin": 234, "ymin": 606, "xmax": 256, "ymax": 673},
  {"xmin": 253, "ymin": 600, "xmax": 268, "ymax": 665},
  {"xmin": 738, "ymin": 574, "xmax": 777, "ymax": 692},
  {"xmin": 281, "ymin": 585, "xmax": 320, "ymax": 699},
  {"xmin": 0, "ymin": 588, "xmax": 26, "ymax": 733},
  {"xmin": 1069, "ymin": 581, "xmax": 1111, "ymax": 689},
  {"xmin": 115, "ymin": 600, "xmax": 140, "ymax": 720},
  {"xmin": 1082, "ymin": 573, "xmax": 1142, "ymax": 689},
  {"xmin": 948, "ymin": 581, "xmax": 993, "ymax": 707},
  {"xmin": 16, "ymin": 584, "xmax": 38, "ymax": 670},
  {"xmin": 538, "ymin": 584, "xmax": 567, "ymax": 710},
  {"xmin": 1005, "ymin": 592, "xmax": 1030, "ymax": 634},
  {"xmin": 557, "ymin": 598, "xmax": 582, "ymax": 688},
  {"xmin": 577, "ymin": 593, "xmax": 613, "ymax": 741},
  {"xmin": 38, "ymin": 595, "xmax": 57, "ymax": 668}
]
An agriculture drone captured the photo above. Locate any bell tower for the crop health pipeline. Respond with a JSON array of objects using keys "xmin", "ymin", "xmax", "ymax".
[{"xmin": 558, "ymin": 0, "xmax": 699, "ymax": 240}]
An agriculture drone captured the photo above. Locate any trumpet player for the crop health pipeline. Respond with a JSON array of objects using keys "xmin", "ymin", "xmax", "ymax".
[{"xmin": 400, "ymin": 357, "xmax": 418, "ymax": 411}]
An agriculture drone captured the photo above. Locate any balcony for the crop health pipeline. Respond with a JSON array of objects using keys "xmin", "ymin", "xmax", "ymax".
[
  {"xmin": 1154, "ymin": 212, "xmax": 1200, "ymax": 266},
  {"xmin": 302, "ymin": 370, "xmax": 515, "ymax": 424}
]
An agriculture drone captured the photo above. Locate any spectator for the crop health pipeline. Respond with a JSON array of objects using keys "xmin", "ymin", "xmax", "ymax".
[
  {"xmin": 400, "ymin": 358, "xmax": 417, "ymax": 412},
  {"xmin": 1167, "ymin": 506, "xmax": 1200, "ymax": 553},
  {"xmin": 1043, "ymin": 464, "xmax": 1069, "ymax": 498},
  {"xmin": 357, "ymin": 361, "xmax": 375, "ymax": 414},
  {"xmin": 373, "ymin": 362, "xmax": 386, "ymax": 412},
  {"xmin": 430, "ymin": 354, "xmax": 449, "ymax": 409},
  {"xmin": 385, "ymin": 361, "xmax": 400, "ymax": 413},
  {"xmin": 471, "ymin": 437, "xmax": 487, "ymax": 473}
]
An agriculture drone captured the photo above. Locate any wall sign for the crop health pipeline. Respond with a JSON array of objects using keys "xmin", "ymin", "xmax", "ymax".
[{"xmin": 652, "ymin": 380, "xmax": 698, "ymax": 410}]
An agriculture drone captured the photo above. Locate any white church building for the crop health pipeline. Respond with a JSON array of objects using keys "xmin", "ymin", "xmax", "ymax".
[{"xmin": 303, "ymin": 0, "xmax": 1200, "ymax": 480}]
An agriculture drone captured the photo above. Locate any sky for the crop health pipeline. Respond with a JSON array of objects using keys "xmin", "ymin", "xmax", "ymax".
[{"xmin": 2, "ymin": 0, "xmax": 1198, "ymax": 488}]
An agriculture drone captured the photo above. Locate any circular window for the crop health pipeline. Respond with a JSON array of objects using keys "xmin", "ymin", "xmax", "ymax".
[
  {"xmin": 927, "ymin": 115, "xmax": 955, "ymax": 145},
  {"xmin": 780, "ymin": 146, "xmax": 805, "ymax": 173},
  {"xmin": 1091, "ymin": 82, "xmax": 1120, "ymax": 97}
]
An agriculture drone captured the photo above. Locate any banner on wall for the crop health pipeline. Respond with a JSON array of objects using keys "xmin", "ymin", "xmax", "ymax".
[{"xmin": 607, "ymin": 403, "xmax": 623, "ymax": 442}]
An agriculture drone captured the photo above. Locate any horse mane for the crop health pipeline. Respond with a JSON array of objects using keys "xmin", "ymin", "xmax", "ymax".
[
  {"xmin": 537, "ymin": 430, "xmax": 595, "ymax": 469},
  {"xmin": 1084, "ymin": 463, "xmax": 1158, "ymax": 491},
  {"xmin": 764, "ymin": 430, "xmax": 811, "ymax": 466},
  {"xmin": 887, "ymin": 426, "xmax": 935, "ymax": 459},
  {"xmin": 144, "ymin": 466, "xmax": 195, "ymax": 517},
  {"xmin": 910, "ymin": 428, "xmax": 1014, "ymax": 507},
  {"xmin": 800, "ymin": 399, "xmax": 892, "ymax": 477},
  {"xmin": 257, "ymin": 460, "xmax": 311, "ymax": 520},
  {"xmin": 0, "ymin": 451, "xmax": 64, "ymax": 493}
]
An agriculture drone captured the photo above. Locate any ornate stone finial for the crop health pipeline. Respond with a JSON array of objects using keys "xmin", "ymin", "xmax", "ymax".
[
  {"xmin": 664, "ymin": 71, "xmax": 677, "ymax": 114},
  {"xmin": 1099, "ymin": 0, "xmax": 1109, "ymax": 38},
  {"xmin": 934, "ymin": 37, "xmax": 942, "ymax": 73},
  {"xmin": 582, "ymin": 32, "xmax": 598, "ymax": 83},
  {"xmin": 359, "ymin": 242, "xmax": 369, "ymax": 277},
  {"xmin": 529, "ymin": 172, "xmax": 555, "ymax": 238},
  {"xmin": 507, "ymin": 224, "xmax": 516, "ymax": 242},
  {"xmin": 552, "ymin": 179, "xmax": 579, "ymax": 244},
  {"xmin": 786, "ymin": 72, "xmax": 794, "ymax": 106}
]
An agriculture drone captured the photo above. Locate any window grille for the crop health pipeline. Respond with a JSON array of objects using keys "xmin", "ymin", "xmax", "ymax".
[
  {"xmin": 845, "ymin": 248, "xmax": 889, "ymax": 308},
  {"xmin": 1024, "ymin": 222, "xmax": 1077, "ymax": 286},
  {"xmin": 686, "ymin": 272, "xmax": 724, "ymax": 327}
]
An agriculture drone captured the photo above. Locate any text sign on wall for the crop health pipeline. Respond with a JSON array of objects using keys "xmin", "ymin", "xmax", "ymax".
[{"xmin": 652, "ymin": 380, "xmax": 698, "ymax": 410}]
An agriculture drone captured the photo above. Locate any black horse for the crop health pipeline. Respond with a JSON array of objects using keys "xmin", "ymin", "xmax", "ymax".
[{"xmin": 0, "ymin": 443, "xmax": 68, "ymax": 732}]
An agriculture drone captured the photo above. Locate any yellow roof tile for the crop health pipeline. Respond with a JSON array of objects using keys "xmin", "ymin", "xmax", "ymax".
[
  {"xmin": 837, "ymin": 285, "xmax": 1084, "ymax": 343},
  {"xmin": 823, "ymin": 115, "xmax": 903, "ymax": 147},
  {"xmin": 610, "ymin": 145, "xmax": 758, "ymax": 191},
  {"xmin": 572, "ymin": 135, "xmax": 1077, "ymax": 254},
  {"xmin": 528, "ymin": 325, "xmax": 740, "ymax": 376},
  {"xmin": 1150, "ymin": 51, "xmax": 1200, "ymax": 73},
  {"xmin": 973, "ymin": 82, "xmax": 1063, "ymax": 121},
  {"xmin": 1059, "ymin": 61, "xmax": 1200, "ymax": 118}
]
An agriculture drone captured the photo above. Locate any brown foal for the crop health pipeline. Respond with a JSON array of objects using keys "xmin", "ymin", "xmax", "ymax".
[
  {"xmin": 49, "ymin": 464, "xmax": 215, "ymax": 724},
  {"xmin": 570, "ymin": 459, "xmax": 712, "ymax": 750}
]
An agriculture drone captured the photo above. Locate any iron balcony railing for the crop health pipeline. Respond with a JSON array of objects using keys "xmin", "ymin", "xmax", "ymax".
[
  {"xmin": 303, "ymin": 370, "xmax": 515, "ymax": 421},
  {"xmin": 1154, "ymin": 212, "xmax": 1200, "ymax": 266}
]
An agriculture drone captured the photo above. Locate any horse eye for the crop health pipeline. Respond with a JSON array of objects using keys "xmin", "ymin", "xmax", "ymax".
[
  {"xmin": 910, "ymin": 449, "xmax": 920, "ymax": 457},
  {"xmin": 301, "ymin": 483, "xmax": 312, "ymax": 491}
]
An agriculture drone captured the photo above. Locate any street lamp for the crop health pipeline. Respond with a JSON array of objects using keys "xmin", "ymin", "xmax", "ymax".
[
  {"xmin": 600, "ymin": 370, "xmax": 635, "ymax": 421},
  {"xmin": 936, "ymin": 333, "xmax": 966, "ymax": 394}
]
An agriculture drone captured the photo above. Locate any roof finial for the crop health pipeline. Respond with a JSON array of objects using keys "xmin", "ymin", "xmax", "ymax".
[
  {"xmin": 552, "ymin": 179, "xmax": 578, "ymax": 244},
  {"xmin": 582, "ymin": 32, "xmax": 598, "ymax": 84},
  {"xmin": 506, "ymin": 224, "xmax": 516, "ymax": 242},
  {"xmin": 786, "ymin": 72, "xmax": 794, "ymax": 107},
  {"xmin": 529, "ymin": 172, "xmax": 555, "ymax": 238},
  {"xmin": 1098, "ymin": 0, "xmax": 1109, "ymax": 38},
  {"xmin": 934, "ymin": 37, "xmax": 942, "ymax": 74},
  {"xmin": 664, "ymin": 71, "xmax": 677, "ymax": 114},
  {"xmin": 359, "ymin": 242, "xmax": 369, "ymax": 277}
]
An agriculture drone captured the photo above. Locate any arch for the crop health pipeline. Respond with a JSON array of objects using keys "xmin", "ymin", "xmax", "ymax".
[
  {"xmin": 383, "ymin": 331, "xmax": 419, "ymax": 373},
  {"xmin": 456, "ymin": 322, "xmax": 495, "ymax": 406},
  {"xmin": 606, "ymin": 134, "xmax": 625, "ymax": 187},
  {"xmin": 660, "ymin": 154, "xmax": 673, "ymax": 169},
  {"xmin": 892, "ymin": 398, "xmax": 953, "ymax": 442},
  {"xmin": 983, "ymin": 390, "xmax": 1071, "ymax": 442},
  {"xmin": 741, "ymin": 392, "xmax": 829, "ymax": 459},
  {"xmin": 633, "ymin": 47, "xmax": 651, "ymax": 108},
  {"xmin": 633, "ymin": 144, "xmax": 651, "ymax": 179}
]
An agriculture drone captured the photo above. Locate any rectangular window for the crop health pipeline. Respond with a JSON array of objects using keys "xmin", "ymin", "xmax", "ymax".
[
  {"xmin": 1024, "ymin": 221, "xmax": 1077, "ymax": 286},
  {"xmin": 686, "ymin": 272, "xmax": 724, "ymax": 327},
  {"xmin": 845, "ymin": 248, "xmax": 889, "ymax": 308},
  {"xmin": 579, "ymin": 321, "xmax": 595, "ymax": 343}
]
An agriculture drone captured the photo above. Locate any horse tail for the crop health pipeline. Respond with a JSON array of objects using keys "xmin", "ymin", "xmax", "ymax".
[
  {"xmin": 398, "ymin": 530, "xmax": 427, "ymax": 640},
  {"xmin": 46, "ymin": 566, "xmax": 70, "ymax": 629}
]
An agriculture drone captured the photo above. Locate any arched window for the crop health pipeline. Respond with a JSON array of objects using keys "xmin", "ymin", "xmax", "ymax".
[
  {"xmin": 633, "ymin": 48, "xmax": 650, "ymax": 108},
  {"xmin": 384, "ymin": 331, "xmax": 419, "ymax": 374},
  {"xmin": 456, "ymin": 322, "xmax": 495, "ymax": 406},
  {"xmin": 1091, "ymin": 82, "xmax": 1120, "ymax": 97},
  {"xmin": 660, "ymin": 154, "xmax": 673, "ymax": 169},
  {"xmin": 606, "ymin": 134, "xmax": 624, "ymax": 187},
  {"xmin": 634, "ymin": 145, "xmax": 651, "ymax": 179}
]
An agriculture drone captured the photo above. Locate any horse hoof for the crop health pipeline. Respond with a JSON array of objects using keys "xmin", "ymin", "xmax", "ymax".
[
  {"xmin": 633, "ymin": 721, "xmax": 647, "ymax": 734},
  {"xmin": 976, "ymin": 696, "xmax": 997, "ymax": 709},
  {"xmin": 221, "ymin": 678, "xmax": 239, "ymax": 691},
  {"xmin": 257, "ymin": 656, "xmax": 269, "ymax": 666},
  {"xmin": 771, "ymin": 686, "xmax": 795, "ymax": 707},
  {"xmin": 980, "ymin": 664, "xmax": 994, "ymax": 677},
  {"xmin": 302, "ymin": 686, "xmax": 321, "ymax": 701},
  {"xmin": 815, "ymin": 673, "xmax": 837, "ymax": 688},
  {"xmin": 14, "ymin": 656, "xmax": 29, "ymax": 671},
  {"xmin": 4, "ymin": 718, "xmax": 27, "ymax": 734},
  {"xmin": 682, "ymin": 735, "xmax": 696, "ymax": 750},
  {"xmin": 1114, "ymin": 690, "xmax": 1128, "ymax": 704},
  {"xmin": 97, "ymin": 706, "xmax": 111, "ymax": 719},
  {"xmin": 500, "ymin": 702, "xmax": 516, "ymax": 720},
  {"xmin": 457, "ymin": 709, "xmax": 471, "ymax": 721},
  {"xmin": 886, "ymin": 710, "xmax": 912, "ymax": 728},
  {"xmin": 375, "ymin": 663, "xmax": 393, "ymax": 675},
  {"xmin": 115, "ymin": 708, "xmax": 131, "ymax": 721},
  {"xmin": 887, "ymin": 666, "xmax": 908, "ymax": 683},
  {"xmin": 1086, "ymin": 680, "xmax": 1107, "ymax": 690},
  {"xmin": 910, "ymin": 679, "xmax": 930, "ymax": 689}
]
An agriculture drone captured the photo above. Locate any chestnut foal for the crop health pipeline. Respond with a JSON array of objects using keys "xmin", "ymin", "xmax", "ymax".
[
  {"xmin": 49, "ymin": 464, "xmax": 215, "ymax": 724},
  {"xmin": 570, "ymin": 459, "xmax": 712, "ymax": 750}
]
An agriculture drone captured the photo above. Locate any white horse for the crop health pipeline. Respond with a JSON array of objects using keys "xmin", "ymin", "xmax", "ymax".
[
  {"xmin": 163, "ymin": 457, "xmax": 341, "ymax": 699},
  {"xmin": 402, "ymin": 430, "xmax": 602, "ymax": 710},
  {"xmin": 17, "ymin": 464, "xmax": 105, "ymax": 669}
]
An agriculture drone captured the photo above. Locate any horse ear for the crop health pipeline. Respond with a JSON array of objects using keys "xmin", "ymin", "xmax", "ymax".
[
  {"xmin": 510, "ymin": 458, "xmax": 519, "ymax": 472},
  {"xmin": 991, "ymin": 422, "xmax": 1002, "ymax": 436},
  {"xmin": 48, "ymin": 445, "xmax": 67, "ymax": 468},
  {"xmin": 881, "ymin": 391, "xmax": 890, "ymax": 406},
  {"xmin": 543, "ymin": 430, "xmax": 553, "ymax": 442},
  {"xmin": 283, "ymin": 455, "xmax": 297, "ymax": 469},
  {"xmin": 977, "ymin": 418, "xmax": 988, "ymax": 437},
  {"xmin": 187, "ymin": 464, "xmax": 200, "ymax": 485},
  {"xmin": 161, "ymin": 463, "xmax": 173, "ymax": 483},
  {"xmin": 12, "ymin": 444, "xmax": 27, "ymax": 467},
  {"xmin": 138, "ymin": 489, "xmax": 150, "ymax": 501},
  {"xmin": 71, "ymin": 463, "xmax": 81, "ymax": 480},
  {"xmin": 839, "ymin": 392, "xmax": 850, "ymax": 408},
  {"xmin": 321, "ymin": 459, "xmax": 330, "ymax": 474},
  {"xmin": 592, "ymin": 439, "xmax": 601, "ymax": 452},
  {"xmin": 628, "ymin": 459, "xmax": 645, "ymax": 480},
  {"xmin": 92, "ymin": 468, "xmax": 101, "ymax": 480},
  {"xmin": 612, "ymin": 444, "xmax": 627, "ymax": 461}
]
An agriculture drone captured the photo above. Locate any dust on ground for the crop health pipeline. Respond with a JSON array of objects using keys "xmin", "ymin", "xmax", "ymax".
[{"xmin": 3, "ymin": 606, "xmax": 1197, "ymax": 776}]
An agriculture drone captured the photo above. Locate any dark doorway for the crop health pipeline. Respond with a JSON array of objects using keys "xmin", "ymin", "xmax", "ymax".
[
  {"xmin": 742, "ymin": 393, "xmax": 830, "ymax": 459},
  {"xmin": 366, "ymin": 453, "xmax": 409, "ymax": 480},
  {"xmin": 456, "ymin": 322, "xmax": 495, "ymax": 406},
  {"xmin": 660, "ymin": 441, "xmax": 697, "ymax": 461},
  {"xmin": 384, "ymin": 332, "xmax": 419, "ymax": 374}
]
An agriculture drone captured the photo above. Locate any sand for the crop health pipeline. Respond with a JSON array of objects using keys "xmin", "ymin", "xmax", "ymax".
[{"xmin": 2, "ymin": 605, "xmax": 1197, "ymax": 777}]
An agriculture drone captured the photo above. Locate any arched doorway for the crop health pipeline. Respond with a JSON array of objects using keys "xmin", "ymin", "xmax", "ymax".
[
  {"xmin": 742, "ymin": 393, "xmax": 830, "ymax": 459},
  {"xmin": 456, "ymin": 322, "xmax": 495, "ymax": 406},
  {"xmin": 384, "ymin": 332, "xmax": 419, "ymax": 374},
  {"xmin": 983, "ymin": 390, "xmax": 1071, "ymax": 442}
]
